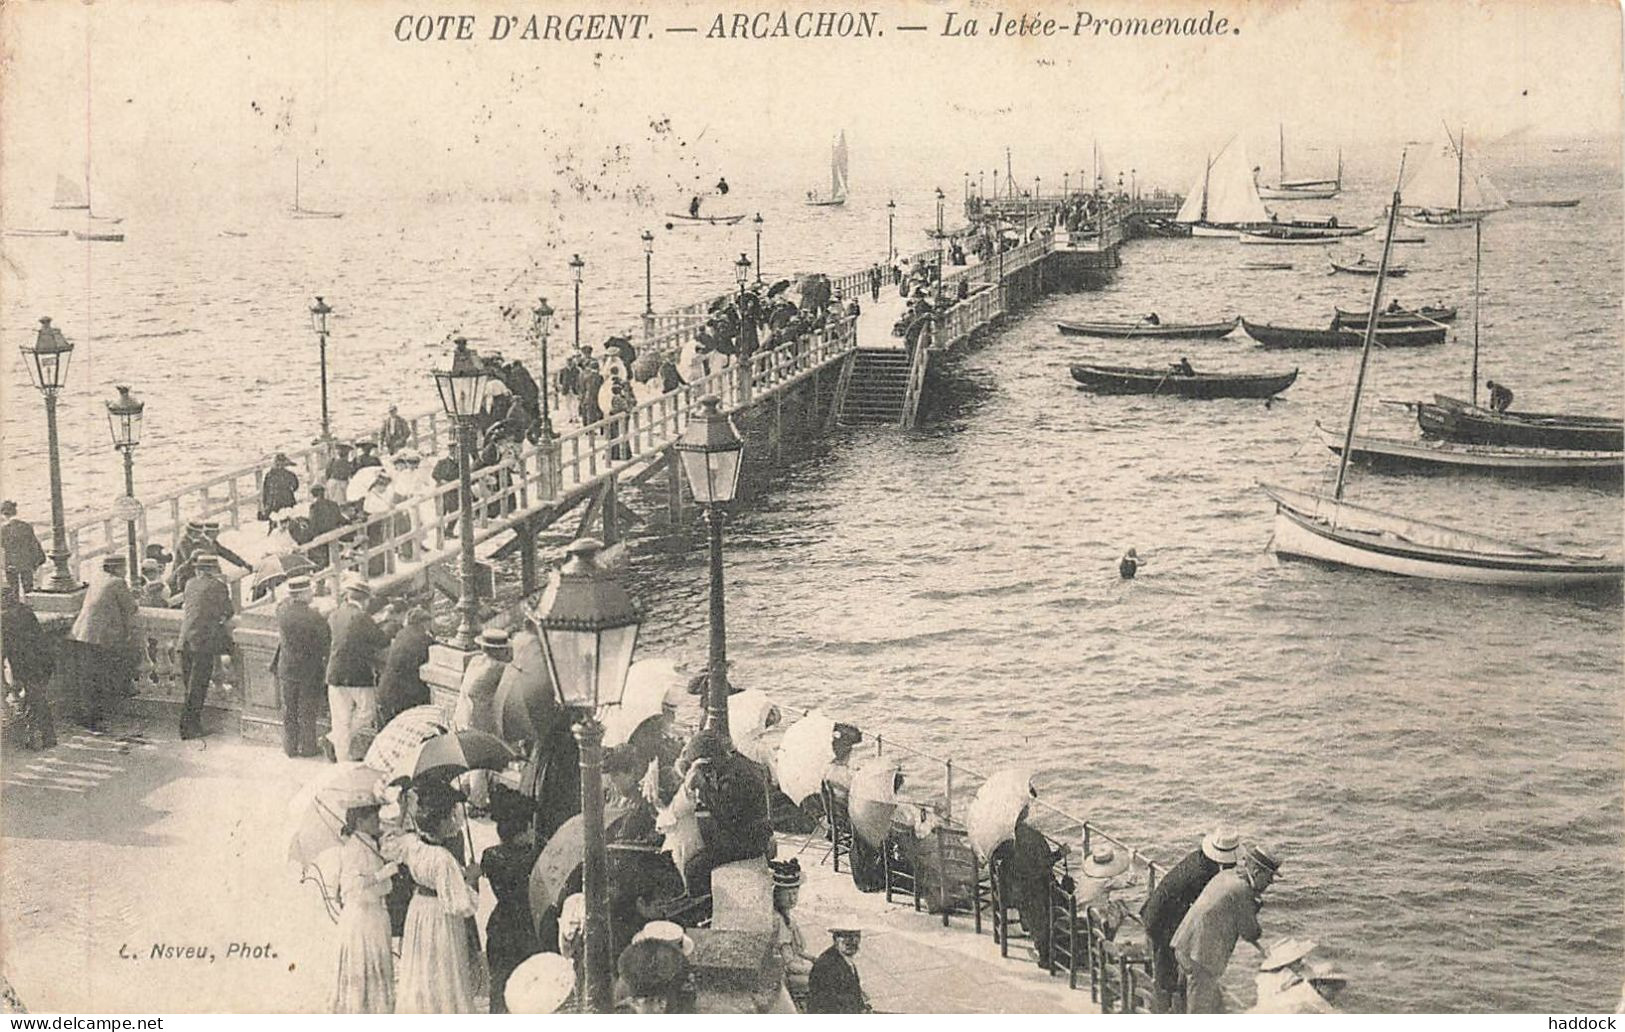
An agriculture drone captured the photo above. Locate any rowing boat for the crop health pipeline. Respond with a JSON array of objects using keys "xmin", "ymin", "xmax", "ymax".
[
  {"xmin": 1331, "ymin": 257, "xmax": 1409, "ymax": 276},
  {"xmin": 665, "ymin": 212, "xmax": 747, "ymax": 225},
  {"xmin": 1237, "ymin": 232, "xmax": 1337, "ymax": 246},
  {"xmin": 1506, "ymin": 198, "xmax": 1580, "ymax": 208},
  {"xmin": 1056, "ymin": 318, "xmax": 1238, "ymax": 340},
  {"xmin": 1314, "ymin": 423, "xmax": 1623, "ymax": 483},
  {"xmin": 1070, "ymin": 362, "xmax": 1297, "ymax": 398},
  {"xmin": 1241, "ymin": 319, "xmax": 1445, "ymax": 349},
  {"xmin": 1331, "ymin": 305, "xmax": 1456, "ymax": 329},
  {"xmin": 1416, "ymin": 394, "xmax": 1623, "ymax": 452},
  {"xmin": 1242, "ymin": 261, "xmax": 1293, "ymax": 271}
]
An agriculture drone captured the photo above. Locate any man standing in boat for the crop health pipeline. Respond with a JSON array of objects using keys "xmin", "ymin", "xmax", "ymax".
[{"xmin": 1486, "ymin": 379, "xmax": 1514, "ymax": 413}]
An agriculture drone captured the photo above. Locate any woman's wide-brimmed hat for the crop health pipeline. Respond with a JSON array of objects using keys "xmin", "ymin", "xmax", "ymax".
[
  {"xmin": 1202, "ymin": 825, "xmax": 1240, "ymax": 865},
  {"xmin": 1259, "ymin": 935, "xmax": 1318, "ymax": 972},
  {"xmin": 1082, "ymin": 845, "xmax": 1130, "ymax": 880},
  {"xmin": 505, "ymin": 952, "xmax": 575, "ymax": 1013}
]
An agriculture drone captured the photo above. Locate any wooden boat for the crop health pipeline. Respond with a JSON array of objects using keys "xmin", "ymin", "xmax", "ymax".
[
  {"xmin": 1071, "ymin": 362, "xmax": 1297, "ymax": 398},
  {"xmin": 1332, "ymin": 304, "xmax": 1457, "ymax": 329},
  {"xmin": 1400, "ymin": 129, "xmax": 1506, "ymax": 228},
  {"xmin": 1403, "ymin": 210, "xmax": 1482, "ymax": 229},
  {"xmin": 73, "ymin": 229, "xmax": 124, "ymax": 242},
  {"xmin": 805, "ymin": 130, "xmax": 849, "ymax": 207},
  {"xmin": 1255, "ymin": 128, "xmax": 1342, "ymax": 200},
  {"xmin": 1416, "ymin": 395, "xmax": 1623, "ymax": 451},
  {"xmin": 1242, "ymin": 261, "xmax": 1293, "ymax": 271},
  {"xmin": 1237, "ymin": 231, "xmax": 1337, "ymax": 246},
  {"xmin": 1265, "ymin": 164, "xmax": 1620, "ymax": 590},
  {"xmin": 219, "ymin": 230, "xmax": 249, "ymax": 238},
  {"xmin": 5, "ymin": 228, "xmax": 69, "ymax": 238},
  {"xmin": 1175, "ymin": 141, "xmax": 1273, "ymax": 237},
  {"xmin": 1507, "ymin": 198, "xmax": 1581, "ymax": 208},
  {"xmin": 1315, "ymin": 423, "xmax": 1623, "ymax": 483},
  {"xmin": 290, "ymin": 158, "xmax": 344, "ymax": 219},
  {"xmin": 1056, "ymin": 317, "xmax": 1238, "ymax": 340},
  {"xmin": 1241, "ymin": 319, "xmax": 1444, "ymax": 349},
  {"xmin": 665, "ymin": 211, "xmax": 747, "ymax": 225},
  {"xmin": 1331, "ymin": 256, "xmax": 1408, "ymax": 276},
  {"xmin": 1264, "ymin": 484, "xmax": 1622, "ymax": 587},
  {"xmin": 1391, "ymin": 235, "xmax": 1427, "ymax": 244},
  {"xmin": 1278, "ymin": 218, "xmax": 1369, "ymax": 237}
]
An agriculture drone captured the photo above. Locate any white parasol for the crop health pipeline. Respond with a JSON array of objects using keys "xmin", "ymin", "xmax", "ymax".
[
  {"xmin": 774, "ymin": 711, "xmax": 836, "ymax": 805},
  {"xmin": 966, "ymin": 768, "xmax": 1035, "ymax": 860},
  {"xmin": 848, "ymin": 757, "xmax": 901, "ymax": 847},
  {"xmin": 602, "ymin": 657, "xmax": 684, "ymax": 749},
  {"xmin": 727, "ymin": 689, "xmax": 782, "ymax": 766}
]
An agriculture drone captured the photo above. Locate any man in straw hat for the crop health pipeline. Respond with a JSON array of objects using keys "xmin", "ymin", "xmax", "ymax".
[
  {"xmin": 1171, "ymin": 842, "xmax": 1282, "ymax": 1013},
  {"xmin": 68, "ymin": 555, "xmax": 140, "ymax": 730},
  {"xmin": 453, "ymin": 628, "xmax": 512, "ymax": 805},
  {"xmin": 379, "ymin": 404, "xmax": 412, "ymax": 455},
  {"xmin": 325, "ymin": 575, "xmax": 389, "ymax": 761},
  {"xmin": 1141, "ymin": 825, "xmax": 1239, "ymax": 1011},
  {"xmin": 808, "ymin": 918, "xmax": 870, "ymax": 1014},
  {"xmin": 274, "ymin": 574, "xmax": 330, "ymax": 757},
  {"xmin": 178, "ymin": 553, "xmax": 235, "ymax": 739}
]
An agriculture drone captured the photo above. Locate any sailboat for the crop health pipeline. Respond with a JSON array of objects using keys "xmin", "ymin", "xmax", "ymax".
[
  {"xmin": 1256, "ymin": 126, "xmax": 1342, "ymax": 200},
  {"xmin": 1262, "ymin": 160, "xmax": 1620, "ymax": 588},
  {"xmin": 1324, "ymin": 224, "xmax": 1622, "ymax": 482},
  {"xmin": 805, "ymin": 131, "xmax": 849, "ymax": 207},
  {"xmin": 1400, "ymin": 128, "xmax": 1506, "ymax": 229},
  {"xmin": 290, "ymin": 158, "xmax": 344, "ymax": 219},
  {"xmin": 1174, "ymin": 140, "xmax": 1272, "ymax": 237}
]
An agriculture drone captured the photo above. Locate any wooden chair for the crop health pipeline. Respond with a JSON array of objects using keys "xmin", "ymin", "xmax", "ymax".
[
  {"xmin": 820, "ymin": 784, "xmax": 853, "ymax": 874},
  {"xmin": 931, "ymin": 826, "xmax": 990, "ymax": 932},
  {"xmin": 1046, "ymin": 876, "xmax": 1083, "ymax": 988},
  {"xmin": 882, "ymin": 825, "xmax": 922, "ymax": 912},
  {"xmin": 987, "ymin": 854, "xmax": 1032, "ymax": 958}
]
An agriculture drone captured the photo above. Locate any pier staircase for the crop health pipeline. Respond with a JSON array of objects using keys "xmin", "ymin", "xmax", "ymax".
[{"xmin": 836, "ymin": 348, "xmax": 912, "ymax": 425}]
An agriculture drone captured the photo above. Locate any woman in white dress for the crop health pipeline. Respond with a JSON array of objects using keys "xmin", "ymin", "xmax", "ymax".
[
  {"xmin": 387, "ymin": 805, "xmax": 483, "ymax": 1013},
  {"xmin": 330, "ymin": 804, "xmax": 398, "ymax": 1014}
]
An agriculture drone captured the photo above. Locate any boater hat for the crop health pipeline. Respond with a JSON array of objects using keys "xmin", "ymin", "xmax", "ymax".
[
  {"xmin": 1202, "ymin": 826, "xmax": 1240, "ymax": 865},
  {"xmin": 1260, "ymin": 936, "xmax": 1318, "ymax": 972},
  {"xmin": 770, "ymin": 858, "xmax": 803, "ymax": 889},
  {"xmin": 631, "ymin": 920, "xmax": 695, "ymax": 958},
  {"xmin": 1082, "ymin": 845, "xmax": 1130, "ymax": 880},
  {"xmin": 285, "ymin": 575, "xmax": 313, "ymax": 595},
  {"xmin": 193, "ymin": 554, "xmax": 221, "ymax": 571},
  {"xmin": 1246, "ymin": 843, "xmax": 1283, "ymax": 877}
]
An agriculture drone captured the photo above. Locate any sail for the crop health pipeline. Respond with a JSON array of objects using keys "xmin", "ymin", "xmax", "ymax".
[
  {"xmin": 830, "ymin": 131, "xmax": 849, "ymax": 200},
  {"xmin": 1403, "ymin": 141, "xmax": 1507, "ymax": 213},
  {"xmin": 1175, "ymin": 142, "xmax": 1270, "ymax": 224},
  {"xmin": 52, "ymin": 174, "xmax": 88, "ymax": 210}
]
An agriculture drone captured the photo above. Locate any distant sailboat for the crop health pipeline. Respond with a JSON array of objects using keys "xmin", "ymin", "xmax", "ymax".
[
  {"xmin": 1174, "ymin": 140, "xmax": 1272, "ymax": 237},
  {"xmin": 1256, "ymin": 125, "xmax": 1342, "ymax": 200},
  {"xmin": 805, "ymin": 131, "xmax": 849, "ymax": 207},
  {"xmin": 1401, "ymin": 128, "xmax": 1505, "ymax": 229},
  {"xmin": 291, "ymin": 158, "xmax": 344, "ymax": 219},
  {"xmin": 51, "ymin": 174, "xmax": 89, "ymax": 211}
]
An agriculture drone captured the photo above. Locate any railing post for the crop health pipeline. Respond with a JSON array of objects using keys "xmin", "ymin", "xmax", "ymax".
[{"xmin": 944, "ymin": 759, "xmax": 953, "ymax": 822}]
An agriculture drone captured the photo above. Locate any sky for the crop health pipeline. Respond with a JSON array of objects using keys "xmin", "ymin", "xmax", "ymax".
[{"xmin": 0, "ymin": 0, "xmax": 1620, "ymax": 212}]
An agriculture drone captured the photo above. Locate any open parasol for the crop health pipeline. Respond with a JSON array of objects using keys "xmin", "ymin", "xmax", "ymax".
[
  {"xmin": 773, "ymin": 711, "xmax": 836, "ymax": 806},
  {"xmin": 848, "ymin": 758, "xmax": 902, "ymax": 848},
  {"xmin": 603, "ymin": 657, "xmax": 684, "ymax": 749},
  {"xmin": 410, "ymin": 728, "xmax": 515, "ymax": 782},
  {"xmin": 506, "ymin": 952, "xmax": 576, "ymax": 1013},
  {"xmin": 252, "ymin": 552, "xmax": 315, "ymax": 594},
  {"xmin": 364, "ymin": 705, "xmax": 451, "ymax": 776},
  {"xmin": 527, "ymin": 801, "xmax": 631, "ymax": 926},
  {"xmin": 346, "ymin": 464, "xmax": 387, "ymax": 499},
  {"xmin": 286, "ymin": 762, "xmax": 385, "ymax": 867},
  {"xmin": 966, "ymin": 768, "xmax": 1036, "ymax": 860}
]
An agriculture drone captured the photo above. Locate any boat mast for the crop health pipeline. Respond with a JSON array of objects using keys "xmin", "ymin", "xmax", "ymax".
[
  {"xmin": 1005, "ymin": 147, "xmax": 1014, "ymax": 199},
  {"xmin": 1456, "ymin": 126, "xmax": 1465, "ymax": 216},
  {"xmin": 1333, "ymin": 155, "xmax": 1407, "ymax": 502},
  {"xmin": 1278, "ymin": 123, "xmax": 1285, "ymax": 183},
  {"xmin": 1200, "ymin": 155, "xmax": 1212, "ymax": 223},
  {"xmin": 295, "ymin": 158, "xmax": 301, "ymax": 210},
  {"xmin": 1471, "ymin": 218, "xmax": 1482, "ymax": 405}
]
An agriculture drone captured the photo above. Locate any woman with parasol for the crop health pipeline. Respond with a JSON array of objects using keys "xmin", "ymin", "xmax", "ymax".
[
  {"xmin": 386, "ymin": 782, "xmax": 483, "ymax": 1013},
  {"xmin": 330, "ymin": 803, "xmax": 399, "ymax": 1013}
]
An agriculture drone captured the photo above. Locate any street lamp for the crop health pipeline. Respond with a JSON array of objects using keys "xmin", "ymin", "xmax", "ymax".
[
  {"xmin": 532, "ymin": 536, "xmax": 641, "ymax": 1014},
  {"xmin": 105, "ymin": 385, "xmax": 145, "ymax": 589},
  {"xmin": 886, "ymin": 199, "xmax": 896, "ymax": 262},
  {"xmin": 1118, "ymin": 170, "xmax": 1125, "ymax": 194},
  {"xmin": 1035, "ymin": 175, "xmax": 1041, "ymax": 201},
  {"xmin": 569, "ymin": 253, "xmax": 585, "ymax": 352},
  {"xmin": 735, "ymin": 252, "xmax": 751, "ymax": 298},
  {"xmin": 432, "ymin": 337, "xmax": 491, "ymax": 652},
  {"xmin": 963, "ymin": 171, "xmax": 970, "ymax": 203},
  {"xmin": 309, "ymin": 296, "xmax": 333, "ymax": 443},
  {"xmin": 19, "ymin": 317, "xmax": 79, "ymax": 593},
  {"xmin": 531, "ymin": 298, "xmax": 555, "ymax": 440},
  {"xmin": 934, "ymin": 187, "xmax": 945, "ymax": 298},
  {"xmin": 1132, "ymin": 168, "xmax": 1138, "ymax": 201},
  {"xmin": 675, "ymin": 396, "xmax": 744, "ymax": 736},
  {"xmin": 752, "ymin": 213, "xmax": 764, "ymax": 282},
  {"xmin": 640, "ymin": 231, "xmax": 655, "ymax": 316}
]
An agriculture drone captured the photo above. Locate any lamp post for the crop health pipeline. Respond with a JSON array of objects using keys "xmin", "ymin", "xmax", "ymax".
[
  {"xmin": 532, "ymin": 537, "xmax": 641, "ymax": 1014},
  {"xmin": 105, "ymin": 385, "xmax": 145, "ymax": 589},
  {"xmin": 641, "ymin": 231, "xmax": 655, "ymax": 316},
  {"xmin": 735, "ymin": 252, "xmax": 751, "ymax": 299},
  {"xmin": 569, "ymin": 253, "xmax": 585, "ymax": 352},
  {"xmin": 20, "ymin": 317, "xmax": 79, "ymax": 593},
  {"xmin": 1118, "ymin": 170, "xmax": 1125, "ymax": 195},
  {"xmin": 1064, "ymin": 172, "xmax": 1070, "ymax": 199},
  {"xmin": 886, "ymin": 199, "xmax": 896, "ymax": 262},
  {"xmin": 675, "ymin": 396, "xmax": 744, "ymax": 736},
  {"xmin": 963, "ymin": 171, "xmax": 970, "ymax": 203},
  {"xmin": 1034, "ymin": 175, "xmax": 1041, "ymax": 200},
  {"xmin": 979, "ymin": 170, "xmax": 986, "ymax": 200},
  {"xmin": 309, "ymin": 296, "xmax": 333, "ymax": 443},
  {"xmin": 752, "ymin": 213, "xmax": 764, "ymax": 282},
  {"xmin": 531, "ymin": 298, "xmax": 555, "ymax": 440},
  {"xmin": 1132, "ymin": 168, "xmax": 1138, "ymax": 202},
  {"xmin": 934, "ymin": 187, "xmax": 945, "ymax": 301},
  {"xmin": 432, "ymin": 337, "xmax": 491, "ymax": 651}
]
